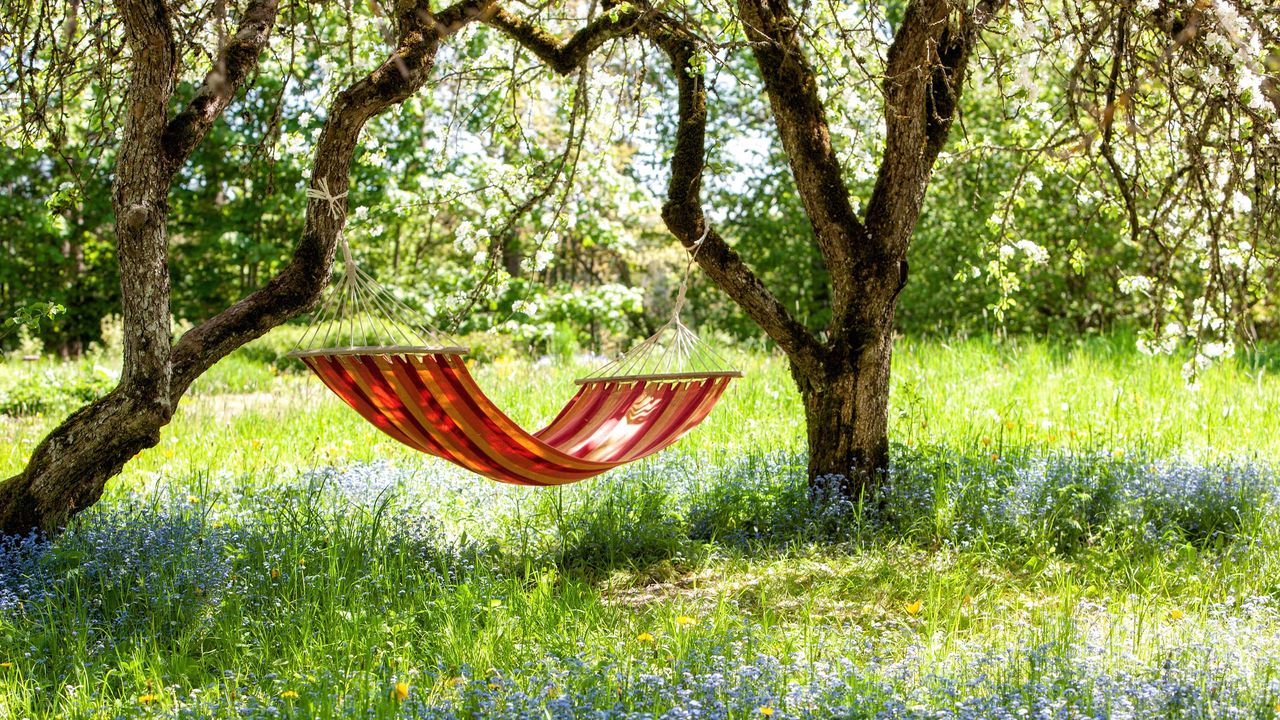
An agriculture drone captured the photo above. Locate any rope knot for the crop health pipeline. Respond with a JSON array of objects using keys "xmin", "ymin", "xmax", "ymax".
[{"xmin": 306, "ymin": 177, "xmax": 348, "ymax": 221}]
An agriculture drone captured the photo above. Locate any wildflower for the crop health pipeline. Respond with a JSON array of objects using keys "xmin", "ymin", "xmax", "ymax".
[
  {"xmin": 1170, "ymin": 609, "xmax": 1185, "ymax": 621},
  {"xmin": 271, "ymin": 567, "xmax": 280, "ymax": 579},
  {"xmin": 637, "ymin": 632, "xmax": 655, "ymax": 642},
  {"xmin": 489, "ymin": 599, "xmax": 502, "ymax": 608},
  {"xmin": 138, "ymin": 694, "xmax": 158, "ymax": 704},
  {"xmin": 981, "ymin": 436, "xmax": 992, "ymax": 446},
  {"xmin": 676, "ymin": 615, "xmax": 697, "ymax": 626},
  {"xmin": 447, "ymin": 676, "xmax": 466, "ymax": 687},
  {"xmin": 905, "ymin": 600, "xmax": 923, "ymax": 615},
  {"xmin": 280, "ymin": 690, "xmax": 299, "ymax": 699},
  {"xmin": 759, "ymin": 707, "xmax": 775, "ymax": 716},
  {"xmin": 0, "ymin": 662, "xmax": 11, "ymax": 668},
  {"xmin": 393, "ymin": 681, "xmax": 410, "ymax": 701},
  {"xmin": 185, "ymin": 495, "xmax": 196, "ymax": 504}
]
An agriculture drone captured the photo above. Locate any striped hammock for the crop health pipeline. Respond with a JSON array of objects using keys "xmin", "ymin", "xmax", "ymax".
[{"xmin": 288, "ymin": 239, "xmax": 739, "ymax": 486}]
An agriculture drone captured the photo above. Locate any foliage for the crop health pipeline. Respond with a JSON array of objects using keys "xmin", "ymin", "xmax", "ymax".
[{"xmin": 0, "ymin": 362, "xmax": 115, "ymax": 417}]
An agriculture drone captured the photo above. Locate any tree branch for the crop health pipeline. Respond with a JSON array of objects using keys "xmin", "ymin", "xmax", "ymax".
[
  {"xmin": 736, "ymin": 0, "xmax": 869, "ymax": 335},
  {"xmin": 113, "ymin": 0, "xmax": 179, "ymax": 399},
  {"xmin": 484, "ymin": 2, "xmax": 824, "ymax": 372},
  {"xmin": 169, "ymin": 0, "xmax": 496, "ymax": 396},
  {"xmin": 649, "ymin": 26, "xmax": 826, "ymax": 377},
  {"xmin": 863, "ymin": 0, "xmax": 999, "ymax": 258},
  {"xmin": 484, "ymin": 4, "xmax": 645, "ymax": 75},
  {"xmin": 161, "ymin": 0, "xmax": 279, "ymax": 171}
]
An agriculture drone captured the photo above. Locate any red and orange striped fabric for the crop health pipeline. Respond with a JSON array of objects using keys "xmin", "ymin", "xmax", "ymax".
[{"xmin": 300, "ymin": 353, "xmax": 733, "ymax": 486}]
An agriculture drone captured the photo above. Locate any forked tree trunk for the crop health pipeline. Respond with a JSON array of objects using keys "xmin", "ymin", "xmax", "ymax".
[{"xmin": 639, "ymin": 0, "xmax": 994, "ymax": 497}]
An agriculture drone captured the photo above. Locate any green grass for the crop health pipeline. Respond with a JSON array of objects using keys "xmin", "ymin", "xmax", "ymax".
[{"xmin": 1, "ymin": 335, "xmax": 1280, "ymax": 718}]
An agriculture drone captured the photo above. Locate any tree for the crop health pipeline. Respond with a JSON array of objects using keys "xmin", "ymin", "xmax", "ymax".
[
  {"xmin": 483, "ymin": 0, "xmax": 1004, "ymax": 491},
  {"xmin": 0, "ymin": 0, "xmax": 492, "ymax": 533},
  {"xmin": 2, "ymin": 0, "xmax": 1276, "ymax": 533},
  {"xmin": 486, "ymin": 0, "xmax": 1276, "ymax": 490}
]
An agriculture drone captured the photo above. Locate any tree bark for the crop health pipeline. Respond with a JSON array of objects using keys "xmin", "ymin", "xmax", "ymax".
[
  {"xmin": 0, "ymin": 0, "xmax": 496, "ymax": 535},
  {"xmin": 796, "ymin": 323, "xmax": 895, "ymax": 492}
]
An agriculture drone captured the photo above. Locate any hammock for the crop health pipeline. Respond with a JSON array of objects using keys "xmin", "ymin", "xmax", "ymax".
[{"xmin": 288, "ymin": 217, "xmax": 740, "ymax": 486}]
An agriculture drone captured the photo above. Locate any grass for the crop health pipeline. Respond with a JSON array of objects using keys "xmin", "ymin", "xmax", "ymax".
[{"xmin": 1, "ymin": 334, "xmax": 1280, "ymax": 718}]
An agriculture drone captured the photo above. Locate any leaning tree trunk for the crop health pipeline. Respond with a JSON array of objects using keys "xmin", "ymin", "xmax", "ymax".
[{"xmin": 0, "ymin": 0, "xmax": 495, "ymax": 535}]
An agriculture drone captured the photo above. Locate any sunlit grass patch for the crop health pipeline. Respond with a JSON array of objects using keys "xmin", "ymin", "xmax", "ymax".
[{"xmin": 2, "ymin": 336, "xmax": 1280, "ymax": 717}]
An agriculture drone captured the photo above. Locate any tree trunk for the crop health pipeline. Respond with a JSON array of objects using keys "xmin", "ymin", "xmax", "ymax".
[
  {"xmin": 0, "ymin": 390, "xmax": 164, "ymax": 533},
  {"xmin": 797, "ymin": 326, "xmax": 894, "ymax": 495}
]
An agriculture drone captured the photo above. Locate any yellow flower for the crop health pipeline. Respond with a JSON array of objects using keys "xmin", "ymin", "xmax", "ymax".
[
  {"xmin": 637, "ymin": 632, "xmax": 655, "ymax": 643},
  {"xmin": 675, "ymin": 615, "xmax": 697, "ymax": 626},
  {"xmin": 280, "ymin": 690, "xmax": 299, "ymax": 699},
  {"xmin": 0, "ymin": 662, "xmax": 12, "ymax": 668},
  {"xmin": 905, "ymin": 600, "xmax": 923, "ymax": 615},
  {"xmin": 1169, "ymin": 609, "xmax": 1185, "ymax": 621},
  {"xmin": 393, "ymin": 681, "xmax": 410, "ymax": 701},
  {"xmin": 980, "ymin": 436, "xmax": 992, "ymax": 446},
  {"xmin": 758, "ymin": 707, "xmax": 775, "ymax": 716},
  {"xmin": 138, "ymin": 694, "xmax": 158, "ymax": 704},
  {"xmin": 447, "ymin": 676, "xmax": 466, "ymax": 687},
  {"xmin": 270, "ymin": 567, "xmax": 280, "ymax": 579}
]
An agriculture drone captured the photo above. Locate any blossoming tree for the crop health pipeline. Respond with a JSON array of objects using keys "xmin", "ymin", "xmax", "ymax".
[{"xmin": 0, "ymin": 0, "xmax": 1276, "ymax": 533}]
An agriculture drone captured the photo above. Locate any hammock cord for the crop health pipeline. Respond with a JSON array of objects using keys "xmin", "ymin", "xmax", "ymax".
[
  {"xmin": 577, "ymin": 227, "xmax": 738, "ymax": 383},
  {"xmin": 292, "ymin": 181, "xmax": 737, "ymax": 382}
]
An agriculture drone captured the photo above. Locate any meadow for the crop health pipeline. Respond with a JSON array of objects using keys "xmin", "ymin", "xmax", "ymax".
[{"xmin": 2, "ymin": 335, "xmax": 1280, "ymax": 718}]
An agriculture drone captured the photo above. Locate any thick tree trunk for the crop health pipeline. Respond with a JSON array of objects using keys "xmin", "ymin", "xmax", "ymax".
[
  {"xmin": 0, "ymin": 390, "xmax": 163, "ymax": 533},
  {"xmin": 797, "ymin": 325, "xmax": 894, "ymax": 494},
  {"xmin": 795, "ymin": 356, "xmax": 907, "ymax": 493}
]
